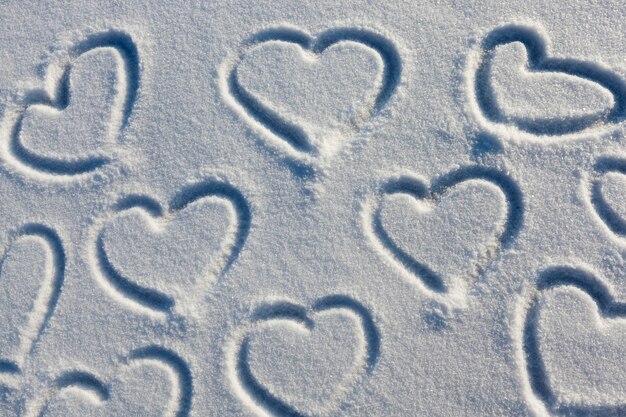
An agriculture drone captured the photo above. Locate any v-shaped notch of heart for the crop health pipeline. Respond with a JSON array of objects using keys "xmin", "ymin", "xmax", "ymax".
[{"xmin": 220, "ymin": 25, "xmax": 402, "ymax": 163}]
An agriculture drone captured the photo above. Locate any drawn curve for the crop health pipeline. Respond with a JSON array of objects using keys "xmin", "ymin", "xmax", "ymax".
[
  {"xmin": 0, "ymin": 224, "xmax": 65, "ymax": 376},
  {"xmin": 589, "ymin": 156, "xmax": 626, "ymax": 238},
  {"xmin": 223, "ymin": 25, "xmax": 401, "ymax": 157},
  {"xmin": 3, "ymin": 29, "xmax": 140, "ymax": 177},
  {"xmin": 470, "ymin": 22, "xmax": 626, "ymax": 137},
  {"xmin": 231, "ymin": 295, "xmax": 379, "ymax": 417},
  {"xmin": 522, "ymin": 266, "xmax": 626, "ymax": 416},
  {"xmin": 369, "ymin": 166, "xmax": 523, "ymax": 294},
  {"xmin": 129, "ymin": 345, "xmax": 193, "ymax": 417},
  {"xmin": 54, "ymin": 370, "xmax": 111, "ymax": 401},
  {"xmin": 30, "ymin": 346, "xmax": 191, "ymax": 417},
  {"xmin": 94, "ymin": 180, "xmax": 251, "ymax": 313}
]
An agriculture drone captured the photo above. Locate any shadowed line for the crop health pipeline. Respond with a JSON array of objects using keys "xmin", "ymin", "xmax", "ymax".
[
  {"xmin": 17, "ymin": 224, "xmax": 65, "ymax": 355},
  {"xmin": 170, "ymin": 179, "xmax": 252, "ymax": 273},
  {"xmin": 537, "ymin": 266, "xmax": 626, "ymax": 317},
  {"xmin": 228, "ymin": 69, "xmax": 313, "ymax": 153},
  {"xmin": 113, "ymin": 194, "xmax": 164, "ymax": 217},
  {"xmin": 524, "ymin": 266, "xmax": 626, "ymax": 415},
  {"xmin": 228, "ymin": 26, "xmax": 401, "ymax": 156},
  {"xmin": 9, "ymin": 113, "xmax": 110, "ymax": 175},
  {"xmin": 523, "ymin": 299, "xmax": 557, "ymax": 409},
  {"xmin": 314, "ymin": 27, "xmax": 401, "ymax": 110},
  {"xmin": 312, "ymin": 295, "xmax": 380, "ymax": 372},
  {"xmin": 129, "ymin": 346, "xmax": 193, "ymax": 417},
  {"xmin": 9, "ymin": 29, "xmax": 140, "ymax": 176},
  {"xmin": 55, "ymin": 370, "xmax": 110, "ymax": 401},
  {"xmin": 372, "ymin": 203, "xmax": 446, "ymax": 292},
  {"xmin": 96, "ymin": 232, "xmax": 174, "ymax": 312},
  {"xmin": 0, "ymin": 361, "xmax": 19, "ymax": 375},
  {"xmin": 432, "ymin": 166, "xmax": 524, "ymax": 247},
  {"xmin": 237, "ymin": 337, "xmax": 307, "ymax": 417},
  {"xmin": 474, "ymin": 23, "xmax": 626, "ymax": 135},
  {"xmin": 591, "ymin": 157, "xmax": 626, "ymax": 237},
  {"xmin": 96, "ymin": 180, "xmax": 250, "ymax": 313},
  {"xmin": 251, "ymin": 301, "xmax": 314, "ymax": 328},
  {"xmin": 71, "ymin": 29, "xmax": 140, "ymax": 130},
  {"xmin": 373, "ymin": 166, "xmax": 523, "ymax": 293},
  {"xmin": 235, "ymin": 295, "xmax": 379, "ymax": 417}
]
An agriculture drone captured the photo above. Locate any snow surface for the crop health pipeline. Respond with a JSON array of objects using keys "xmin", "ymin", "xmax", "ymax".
[{"xmin": 2, "ymin": 1, "xmax": 626, "ymax": 416}]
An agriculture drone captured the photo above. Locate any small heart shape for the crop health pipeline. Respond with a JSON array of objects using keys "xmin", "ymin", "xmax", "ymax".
[
  {"xmin": 2, "ymin": 31, "xmax": 139, "ymax": 177},
  {"xmin": 0, "ymin": 225, "xmax": 64, "ymax": 376},
  {"xmin": 469, "ymin": 23, "xmax": 626, "ymax": 138},
  {"xmin": 523, "ymin": 267, "xmax": 626, "ymax": 415},
  {"xmin": 31, "ymin": 346, "xmax": 191, "ymax": 417},
  {"xmin": 367, "ymin": 168, "xmax": 520, "ymax": 301},
  {"xmin": 94, "ymin": 181, "xmax": 250, "ymax": 314},
  {"xmin": 222, "ymin": 26, "xmax": 401, "ymax": 162},
  {"xmin": 229, "ymin": 295, "xmax": 379, "ymax": 417}
]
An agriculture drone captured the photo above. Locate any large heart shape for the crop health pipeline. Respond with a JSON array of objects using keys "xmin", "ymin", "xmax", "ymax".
[
  {"xmin": 522, "ymin": 267, "xmax": 626, "ymax": 415},
  {"xmin": 366, "ymin": 167, "xmax": 521, "ymax": 302},
  {"xmin": 221, "ymin": 26, "xmax": 401, "ymax": 162},
  {"xmin": 0, "ymin": 30, "xmax": 139, "ymax": 178},
  {"xmin": 228, "ymin": 295, "xmax": 379, "ymax": 417},
  {"xmin": 94, "ymin": 180, "xmax": 250, "ymax": 314},
  {"xmin": 28, "ymin": 346, "xmax": 191, "ymax": 417},
  {"xmin": 468, "ymin": 23, "xmax": 626, "ymax": 139},
  {"xmin": 589, "ymin": 157, "xmax": 626, "ymax": 238},
  {"xmin": 0, "ymin": 225, "xmax": 64, "ymax": 377}
]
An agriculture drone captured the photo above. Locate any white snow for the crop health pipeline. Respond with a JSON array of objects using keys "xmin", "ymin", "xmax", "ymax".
[{"xmin": 1, "ymin": 2, "xmax": 626, "ymax": 416}]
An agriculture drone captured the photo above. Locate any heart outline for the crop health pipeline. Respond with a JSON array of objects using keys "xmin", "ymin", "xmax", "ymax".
[
  {"xmin": 92, "ymin": 179, "xmax": 251, "ymax": 314},
  {"xmin": 520, "ymin": 265, "xmax": 626, "ymax": 416},
  {"xmin": 220, "ymin": 25, "xmax": 402, "ymax": 162},
  {"xmin": 365, "ymin": 166, "xmax": 523, "ymax": 300},
  {"xmin": 0, "ymin": 29, "xmax": 140, "ymax": 179},
  {"xmin": 467, "ymin": 22, "xmax": 626, "ymax": 140},
  {"xmin": 228, "ymin": 294, "xmax": 380, "ymax": 417}
]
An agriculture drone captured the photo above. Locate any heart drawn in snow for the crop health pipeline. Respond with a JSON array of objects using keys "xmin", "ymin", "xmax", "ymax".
[
  {"xmin": 1, "ymin": 30, "xmax": 139, "ymax": 178},
  {"xmin": 93, "ymin": 181, "xmax": 250, "ymax": 314},
  {"xmin": 30, "ymin": 346, "xmax": 192, "ymax": 417},
  {"xmin": 0, "ymin": 224, "xmax": 64, "ymax": 377},
  {"xmin": 522, "ymin": 267, "xmax": 626, "ymax": 415},
  {"xmin": 366, "ymin": 167, "xmax": 521, "ymax": 302},
  {"xmin": 229, "ymin": 295, "xmax": 379, "ymax": 417},
  {"xmin": 468, "ymin": 22, "xmax": 626, "ymax": 140},
  {"xmin": 221, "ymin": 26, "xmax": 401, "ymax": 162}
]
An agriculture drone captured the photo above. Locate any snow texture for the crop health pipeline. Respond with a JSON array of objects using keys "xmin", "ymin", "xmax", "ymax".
[{"xmin": 1, "ymin": 1, "xmax": 626, "ymax": 416}]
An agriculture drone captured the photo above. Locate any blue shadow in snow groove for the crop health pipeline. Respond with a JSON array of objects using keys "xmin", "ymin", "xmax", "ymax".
[
  {"xmin": 229, "ymin": 25, "xmax": 402, "ymax": 155},
  {"xmin": 474, "ymin": 23, "xmax": 626, "ymax": 135},
  {"xmin": 10, "ymin": 29, "xmax": 140, "ymax": 175},
  {"xmin": 524, "ymin": 266, "xmax": 626, "ymax": 416},
  {"xmin": 236, "ymin": 295, "xmax": 379, "ymax": 417},
  {"xmin": 374, "ymin": 166, "xmax": 523, "ymax": 293},
  {"xmin": 96, "ymin": 179, "xmax": 251, "ymax": 313},
  {"xmin": 590, "ymin": 157, "xmax": 626, "ymax": 237},
  {"xmin": 129, "ymin": 345, "xmax": 193, "ymax": 417}
]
